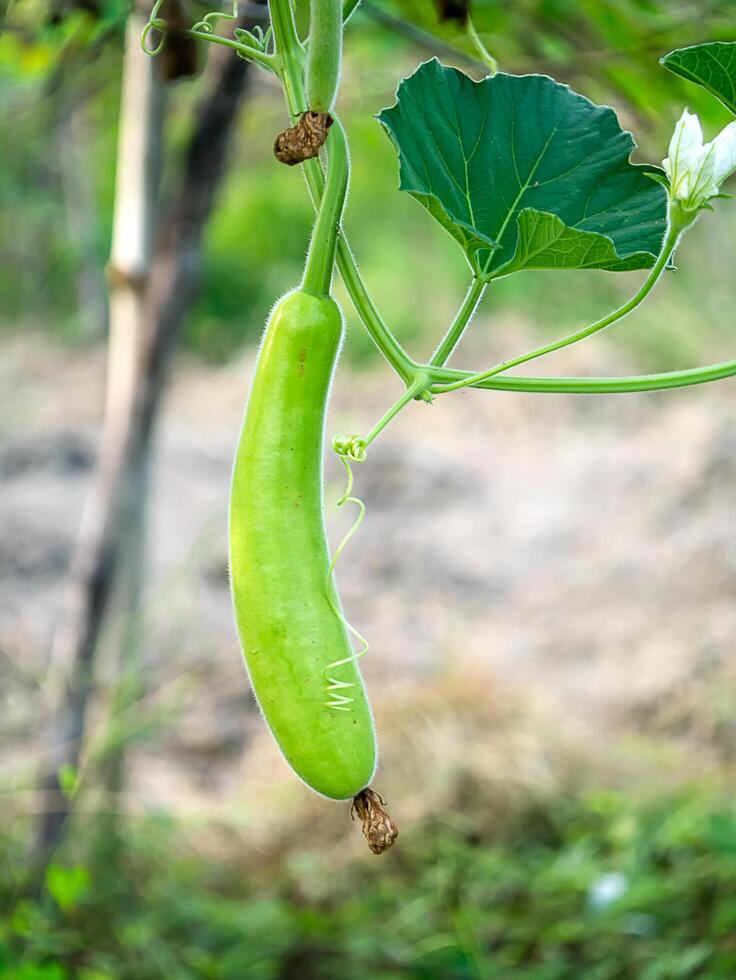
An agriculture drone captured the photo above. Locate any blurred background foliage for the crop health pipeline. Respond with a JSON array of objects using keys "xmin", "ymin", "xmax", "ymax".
[
  {"xmin": 2, "ymin": 2, "xmax": 736, "ymax": 977},
  {"xmin": 1, "ymin": 0, "xmax": 734, "ymax": 366}
]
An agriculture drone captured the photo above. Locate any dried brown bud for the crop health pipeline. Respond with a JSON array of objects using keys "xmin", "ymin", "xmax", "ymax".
[
  {"xmin": 351, "ymin": 788, "xmax": 399, "ymax": 855},
  {"xmin": 274, "ymin": 111, "xmax": 333, "ymax": 166}
]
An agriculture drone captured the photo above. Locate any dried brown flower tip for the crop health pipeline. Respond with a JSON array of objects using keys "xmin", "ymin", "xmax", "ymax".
[
  {"xmin": 351, "ymin": 788, "xmax": 399, "ymax": 855},
  {"xmin": 273, "ymin": 111, "xmax": 333, "ymax": 166}
]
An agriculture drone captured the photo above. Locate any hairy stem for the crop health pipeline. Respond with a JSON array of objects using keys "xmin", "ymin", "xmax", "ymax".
[
  {"xmin": 427, "ymin": 359, "xmax": 736, "ymax": 394},
  {"xmin": 364, "ymin": 373, "xmax": 429, "ymax": 447},
  {"xmin": 467, "ymin": 14, "xmax": 498, "ymax": 75},
  {"xmin": 302, "ymin": 115, "xmax": 349, "ymax": 296},
  {"xmin": 269, "ymin": 0, "xmax": 306, "ymax": 110},
  {"xmin": 343, "ymin": 0, "xmax": 362, "ymax": 23},
  {"xmin": 430, "ymin": 276, "xmax": 486, "ymax": 367},
  {"xmin": 184, "ymin": 29, "xmax": 275, "ymax": 70}
]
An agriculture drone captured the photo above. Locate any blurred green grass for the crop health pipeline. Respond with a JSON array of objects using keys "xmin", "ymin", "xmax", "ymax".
[{"xmin": 4, "ymin": 784, "xmax": 736, "ymax": 978}]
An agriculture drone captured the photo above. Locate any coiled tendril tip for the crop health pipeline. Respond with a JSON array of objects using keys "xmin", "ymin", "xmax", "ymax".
[
  {"xmin": 332, "ymin": 433, "xmax": 367, "ymax": 462},
  {"xmin": 191, "ymin": 0, "xmax": 238, "ymax": 35}
]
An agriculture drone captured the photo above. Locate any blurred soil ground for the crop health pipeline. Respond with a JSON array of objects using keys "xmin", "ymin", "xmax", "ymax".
[{"xmin": 2, "ymin": 316, "xmax": 736, "ymax": 856}]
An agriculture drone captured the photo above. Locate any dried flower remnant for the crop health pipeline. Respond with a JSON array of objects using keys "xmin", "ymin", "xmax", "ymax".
[
  {"xmin": 352, "ymin": 789, "xmax": 399, "ymax": 854},
  {"xmin": 274, "ymin": 111, "xmax": 333, "ymax": 166}
]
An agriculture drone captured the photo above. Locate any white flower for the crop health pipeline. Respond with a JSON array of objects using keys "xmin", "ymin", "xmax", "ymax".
[
  {"xmin": 663, "ymin": 110, "xmax": 736, "ymax": 213},
  {"xmin": 713, "ymin": 120, "xmax": 736, "ymax": 184}
]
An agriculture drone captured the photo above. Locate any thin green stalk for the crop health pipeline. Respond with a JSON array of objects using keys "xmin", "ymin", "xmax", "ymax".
[
  {"xmin": 332, "ymin": 226, "xmax": 418, "ymax": 384},
  {"xmin": 189, "ymin": 29, "xmax": 274, "ymax": 69},
  {"xmin": 466, "ymin": 15, "xmax": 498, "ymax": 75},
  {"xmin": 269, "ymin": 0, "xmax": 306, "ymax": 114},
  {"xmin": 364, "ymin": 373, "xmax": 429, "ymax": 447},
  {"xmin": 343, "ymin": 0, "xmax": 362, "ymax": 24},
  {"xmin": 430, "ymin": 276, "xmax": 486, "ymax": 367},
  {"xmin": 302, "ymin": 115, "xmax": 349, "ymax": 296},
  {"xmin": 427, "ymin": 358, "xmax": 736, "ymax": 394},
  {"xmin": 268, "ymin": 0, "xmax": 416, "ymax": 385},
  {"xmin": 431, "ymin": 224, "xmax": 681, "ymax": 394},
  {"xmin": 183, "ymin": 29, "xmax": 275, "ymax": 70}
]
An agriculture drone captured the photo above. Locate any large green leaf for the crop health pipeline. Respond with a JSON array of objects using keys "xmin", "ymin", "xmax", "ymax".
[
  {"xmin": 377, "ymin": 59, "xmax": 667, "ymax": 279},
  {"xmin": 661, "ymin": 42, "xmax": 736, "ymax": 116}
]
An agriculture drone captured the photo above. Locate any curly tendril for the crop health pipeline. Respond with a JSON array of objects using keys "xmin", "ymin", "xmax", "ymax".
[
  {"xmin": 140, "ymin": 0, "xmax": 167, "ymax": 55},
  {"xmin": 324, "ymin": 435, "xmax": 369, "ymax": 711},
  {"xmin": 331, "ymin": 433, "xmax": 367, "ymax": 462},
  {"xmin": 191, "ymin": 0, "xmax": 238, "ymax": 35},
  {"xmin": 141, "ymin": 0, "xmax": 242, "ymax": 55}
]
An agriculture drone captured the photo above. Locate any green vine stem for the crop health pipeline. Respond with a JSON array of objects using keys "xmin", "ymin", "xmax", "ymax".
[
  {"xmin": 185, "ymin": 28, "xmax": 275, "ymax": 69},
  {"xmin": 328, "ymin": 373, "xmax": 428, "ymax": 479},
  {"xmin": 431, "ymin": 222, "xmax": 682, "ymax": 394},
  {"xmin": 430, "ymin": 276, "xmax": 487, "ymax": 366},
  {"xmin": 269, "ymin": 2, "xmax": 308, "ymax": 119},
  {"xmin": 363, "ymin": 373, "xmax": 429, "ymax": 447},
  {"xmin": 343, "ymin": 0, "xmax": 362, "ymax": 23},
  {"xmin": 467, "ymin": 14, "xmax": 498, "ymax": 75},
  {"xmin": 269, "ymin": 0, "xmax": 416, "ymax": 385},
  {"xmin": 427, "ymin": 357, "xmax": 736, "ymax": 395},
  {"xmin": 302, "ymin": 115, "xmax": 349, "ymax": 296}
]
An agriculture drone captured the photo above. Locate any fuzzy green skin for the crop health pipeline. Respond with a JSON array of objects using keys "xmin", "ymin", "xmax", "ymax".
[
  {"xmin": 306, "ymin": 0, "xmax": 342, "ymax": 111},
  {"xmin": 229, "ymin": 290, "xmax": 376, "ymax": 800}
]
